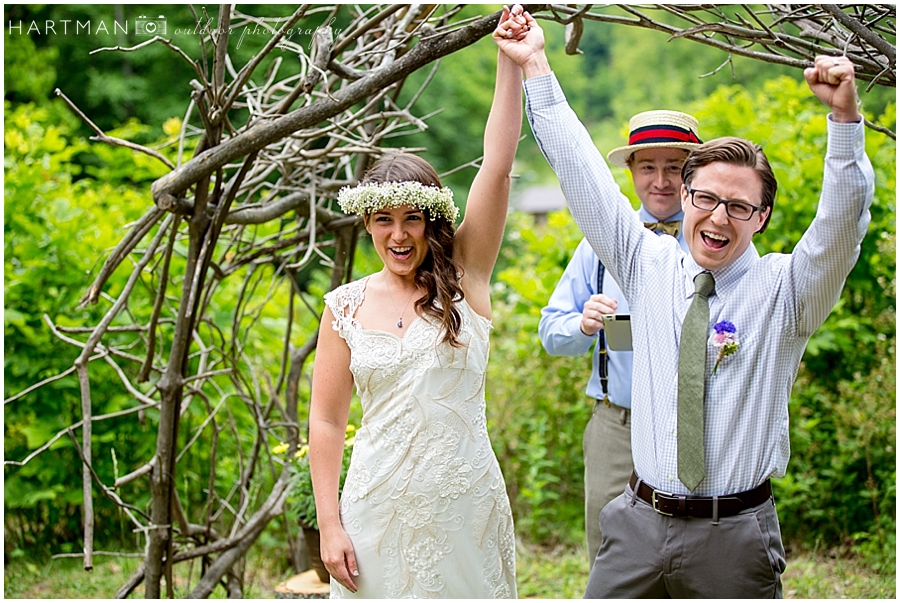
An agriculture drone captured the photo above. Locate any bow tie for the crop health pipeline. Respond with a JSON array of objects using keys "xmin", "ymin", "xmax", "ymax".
[{"xmin": 644, "ymin": 220, "xmax": 681, "ymax": 237}]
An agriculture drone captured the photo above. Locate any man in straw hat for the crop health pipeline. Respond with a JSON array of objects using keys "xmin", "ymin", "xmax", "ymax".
[
  {"xmin": 497, "ymin": 5, "xmax": 873, "ymax": 598},
  {"xmin": 539, "ymin": 109, "xmax": 701, "ymax": 570}
]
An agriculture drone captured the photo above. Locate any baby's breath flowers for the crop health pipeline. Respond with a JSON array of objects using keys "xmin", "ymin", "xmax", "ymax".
[{"xmin": 336, "ymin": 181, "xmax": 459, "ymax": 223}]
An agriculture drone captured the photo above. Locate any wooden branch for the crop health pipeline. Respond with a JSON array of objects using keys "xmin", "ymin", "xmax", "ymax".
[
  {"xmin": 230, "ymin": 7, "xmax": 309, "ymax": 115},
  {"xmin": 114, "ymin": 456, "xmax": 157, "ymax": 488},
  {"xmin": 90, "ymin": 34, "xmax": 205, "ymax": 81},
  {"xmin": 139, "ymin": 216, "xmax": 181, "ymax": 382},
  {"xmin": 55, "ymin": 89, "xmax": 176, "ymax": 169},
  {"xmin": 116, "ymin": 563, "xmax": 145, "ymax": 599},
  {"xmin": 65, "ymin": 428, "xmax": 152, "ymax": 523},
  {"xmin": 150, "ymin": 7, "xmax": 504, "ymax": 205},
  {"xmin": 863, "ymin": 117, "xmax": 896, "ymax": 140},
  {"xmin": 330, "ymin": 4, "xmax": 407, "ymax": 58},
  {"xmin": 113, "ymin": 469, "xmax": 291, "ymax": 596},
  {"xmin": 5, "ymin": 363, "xmax": 78, "ymax": 404},
  {"xmin": 53, "ymin": 551, "xmax": 144, "ymax": 559},
  {"xmin": 5, "ymin": 396, "xmax": 157, "ymax": 469},
  {"xmin": 185, "ymin": 469, "xmax": 291, "ymax": 597},
  {"xmin": 542, "ymin": 4, "xmax": 895, "ymax": 88},
  {"xmin": 76, "ymin": 360, "xmax": 93, "ymax": 572},
  {"xmin": 301, "ymin": 26, "xmax": 334, "ymax": 94},
  {"xmin": 72, "ymin": 201, "xmax": 162, "ymax": 572},
  {"xmin": 820, "ymin": 4, "xmax": 895, "ymax": 63},
  {"xmin": 212, "ymin": 4, "xmax": 232, "ymax": 112},
  {"xmin": 76, "ymin": 216, "xmax": 173, "ymax": 369},
  {"xmin": 80, "ymin": 206, "xmax": 166, "ymax": 307}
]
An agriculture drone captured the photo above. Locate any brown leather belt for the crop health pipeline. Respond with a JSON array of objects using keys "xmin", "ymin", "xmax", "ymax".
[{"xmin": 630, "ymin": 472, "xmax": 772, "ymax": 519}]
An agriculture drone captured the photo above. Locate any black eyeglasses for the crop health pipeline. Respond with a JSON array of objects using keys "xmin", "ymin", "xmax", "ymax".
[{"xmin": 685, "ymin": 186, "xmax": 763, "ymax": 221}]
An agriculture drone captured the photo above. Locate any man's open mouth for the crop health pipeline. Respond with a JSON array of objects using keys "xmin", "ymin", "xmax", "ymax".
[{"xmin": 701, "ymin": 231, "xmax": 729, "ymax": 250}]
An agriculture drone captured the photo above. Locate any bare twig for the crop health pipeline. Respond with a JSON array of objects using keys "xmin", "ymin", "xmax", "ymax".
[{"xmin": 54, "ymin": 89, "xmax": 176, "ymax": 170}]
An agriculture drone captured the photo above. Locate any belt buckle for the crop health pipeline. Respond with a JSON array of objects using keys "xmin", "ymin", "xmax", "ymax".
[{"xmin": 651, "ymin": 489, "xmax": 675, "ymax": 517}]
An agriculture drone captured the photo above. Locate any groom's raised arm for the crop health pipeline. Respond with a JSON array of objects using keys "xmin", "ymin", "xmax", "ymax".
[{"xmin": 495, "ymin": 8, "xmax": 652, "ymax": 301}]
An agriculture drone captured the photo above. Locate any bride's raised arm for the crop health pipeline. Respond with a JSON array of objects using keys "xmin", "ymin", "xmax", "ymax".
[{"xmin": 454, "ymin": 10, "xmax": 525, "ymax": 313}]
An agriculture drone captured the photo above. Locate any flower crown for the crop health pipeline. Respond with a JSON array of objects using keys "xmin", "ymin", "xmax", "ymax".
[{"xmin": 336, "ymin": 180, "xmax": 459, "ymax": 223}]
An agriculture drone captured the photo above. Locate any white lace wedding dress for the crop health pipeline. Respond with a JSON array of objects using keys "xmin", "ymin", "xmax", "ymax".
[{"xmin": 324, "ymin": 276, "xmax": 517, "ymax": 599}]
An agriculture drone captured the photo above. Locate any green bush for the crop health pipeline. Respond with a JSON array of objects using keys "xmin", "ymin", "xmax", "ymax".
[
  {"xmin": 4, "ymin": 102, "xmax": 162, "ymax": 554},
  {"xmin": 486, "ymin": 211, "xmax": 589, "ymax": 544}
]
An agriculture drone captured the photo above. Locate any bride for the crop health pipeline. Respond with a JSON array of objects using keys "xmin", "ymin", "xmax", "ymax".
[{"xmin": 308, "ymin": 7, "xmax": 528, "ymax": 599}]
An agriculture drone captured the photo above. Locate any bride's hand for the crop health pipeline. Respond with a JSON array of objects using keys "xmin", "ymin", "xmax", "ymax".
[{"xmin": 319, "ymin": 525, "xmax": 359, "ymax": 593}]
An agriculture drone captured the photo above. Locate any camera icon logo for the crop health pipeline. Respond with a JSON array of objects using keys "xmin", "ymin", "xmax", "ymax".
[{"xmin": 136, "ymin": 15, "xmax": 167, "ymax": 36}]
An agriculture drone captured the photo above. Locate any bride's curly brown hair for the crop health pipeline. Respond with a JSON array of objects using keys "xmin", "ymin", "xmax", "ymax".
[{"xmin": 361, "ymin": 153, "xmax": 465, "ymax": 347}]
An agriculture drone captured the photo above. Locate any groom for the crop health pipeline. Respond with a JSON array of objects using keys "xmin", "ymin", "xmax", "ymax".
[{"xmin": 497, "ymin": 6, "xmax": 874, "ymax": 598}]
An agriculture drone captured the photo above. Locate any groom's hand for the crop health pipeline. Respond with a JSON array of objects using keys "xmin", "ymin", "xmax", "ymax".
[
  {"xmin": 494, "ymin": 5, "xmax": 551, "ymax": 78},
  {"xmin": 804, "ymin": 55, "xmax": 861, "ymax": 123}
]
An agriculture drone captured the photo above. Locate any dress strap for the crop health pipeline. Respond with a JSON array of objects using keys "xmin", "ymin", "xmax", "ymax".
[{"xmin": 323, "ymin": 277, "xmax": 367, "ymax": 334}]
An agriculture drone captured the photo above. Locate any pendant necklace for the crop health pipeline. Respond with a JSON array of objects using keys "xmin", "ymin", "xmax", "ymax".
[{"xmin": 386, "ymin": 276, "xmax": 418, "ymax": 328}]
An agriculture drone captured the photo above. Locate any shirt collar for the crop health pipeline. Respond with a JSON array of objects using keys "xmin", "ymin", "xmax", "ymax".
[
  {"xmin": 682, "ymin": 243, "xmax": 759, "ymax": 299},
  {"xmin": 638, "ymin": 207, "xmax": 684, "ymax": 223}
]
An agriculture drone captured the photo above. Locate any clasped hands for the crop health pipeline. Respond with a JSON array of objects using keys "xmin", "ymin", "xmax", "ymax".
[{"xmin": 493, "ymin": 4, "xmax": 529, "ymax": 42}]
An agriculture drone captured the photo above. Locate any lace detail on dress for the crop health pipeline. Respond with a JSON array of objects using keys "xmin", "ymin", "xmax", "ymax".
[{"xmin": 323, "ymin": 277, "xmax": 516, "ymax": 599}]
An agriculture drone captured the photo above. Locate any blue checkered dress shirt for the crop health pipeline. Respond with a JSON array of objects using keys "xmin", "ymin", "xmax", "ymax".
[{"xmin": 525, "ymin": 73, "xmax": 875, "ymax": 496}]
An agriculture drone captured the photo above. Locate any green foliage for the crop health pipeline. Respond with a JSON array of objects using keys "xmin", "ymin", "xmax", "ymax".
[
  {"xmin": 4, "ymin": 102, "xmax": 160, "ymax": 553},
  {"xmin": 515, "ymin": 543, "xmax": 590, "ymax": 598},
  {"xmin": 4, "ymin": 4, "xmax": 894, "ymax": 579},
  {"xmin": 4, "ymin": 4, "xmax": 336, "ymax": 137},
  {"xmin": 486, "ymin": 212, "xmax": 587, "ymax": 544},
  {"xmin": 4, "ymin": 27, "xmax": 58, "ymax": 103},
  {"xmin": 4, "ymin": 102, "xmax": 306, "ymax": 558},
  {"xmin": 4, "ymin": 540, "xmax": 891, "ymax": 599},
  {"xmin": 282, "ymin": 427, "xmax": 355, "ymax": 531}
]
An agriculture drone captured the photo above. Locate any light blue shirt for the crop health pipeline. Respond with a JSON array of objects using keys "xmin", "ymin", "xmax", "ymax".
[
  {"xmin": 539, "ymin": 210, "xmax": 689, "ymax": 408},
  {"xmin": 525, "ymin": 73, "xmax": 874, "ymax": 496}
]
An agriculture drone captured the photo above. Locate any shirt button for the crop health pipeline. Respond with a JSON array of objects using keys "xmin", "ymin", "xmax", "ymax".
[
  {"xmin": 668, "ymin": 475, "xmax": 674, "ymax": 482},
  {"xmin": 673, "ymin": 429, "xmax": 678, "ymax": 437}
]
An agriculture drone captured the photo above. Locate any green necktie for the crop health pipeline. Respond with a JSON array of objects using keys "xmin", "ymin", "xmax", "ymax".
[
  {"xmin": 678, "ymin": 271, "xmax": 715, "ymax": 492},
  {"xmin": 643, "ymin": 220, "xmax": 681, "ymax": 237}
]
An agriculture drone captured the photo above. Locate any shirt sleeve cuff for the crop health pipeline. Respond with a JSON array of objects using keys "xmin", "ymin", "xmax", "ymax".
[
  {"xmin": 566, "ymin": 314, "xmax": 596, "ymax": 343},
  {"xmin": 826, "ymin": 115, "xmax": 865, "ymax": 159},
  {"xmin": 523, "ymin": 73, "xmax": 567, "ymax": 111}
]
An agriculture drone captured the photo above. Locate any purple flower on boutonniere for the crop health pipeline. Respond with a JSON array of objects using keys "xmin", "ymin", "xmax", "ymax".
[{"xmin": 712, "ymin": 321, "xmax": 738, "ymax": 375}]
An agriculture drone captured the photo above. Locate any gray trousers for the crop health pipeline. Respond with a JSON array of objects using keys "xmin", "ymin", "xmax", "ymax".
[
  {"xmin": 583, "ymin": 400, "xmax": 633, "ymax": 568},
  {"xmin": 583, "ymin": 482, "xmax": 786, "ymax": 598}
]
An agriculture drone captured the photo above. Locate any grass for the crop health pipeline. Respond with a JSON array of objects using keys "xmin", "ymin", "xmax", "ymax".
[
  {"xmin": 780, "ymin": 546, "xmax": 896, "ymax": 599},
  {"xmin": 515, "ymin": 541, "xmax": 897, "ymax": 599},
  {"xmin": 4, "ymin": 541, "xmax": 895, "ymax": 598},
  {"xmin": 2, "ymin": 551, "xmax": 294, "ymax": 599}
]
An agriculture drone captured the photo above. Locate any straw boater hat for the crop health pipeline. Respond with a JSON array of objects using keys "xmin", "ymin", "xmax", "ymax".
[{"xmin": 606, "ymin": 110, "xmax": 702, "ymax": 168}]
